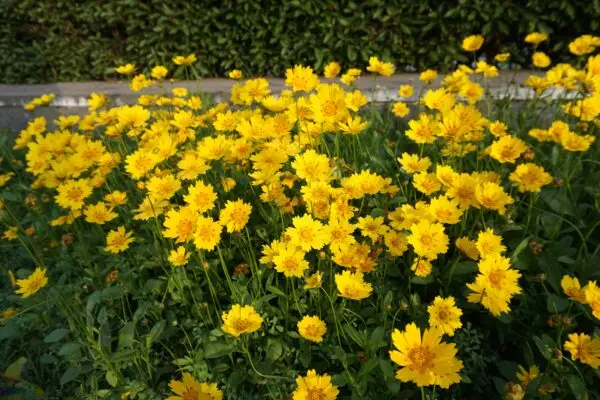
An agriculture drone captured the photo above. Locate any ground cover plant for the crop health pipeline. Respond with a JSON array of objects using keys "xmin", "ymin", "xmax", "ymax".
[{"xmin": 1, "ymin": 33, "xmax": 600, "ymax": 399}]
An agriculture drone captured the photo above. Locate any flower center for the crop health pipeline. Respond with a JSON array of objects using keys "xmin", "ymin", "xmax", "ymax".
[
  {"xmin": 407, "ymin": 346, "xmax": 434, "ymax": 371},
  {"xmin": 488, "ymin": 270, "xmax": 504, "ymax": 286},
  {"xmin": 232, "ymin": 318, "xmax": 251, "ymax": 332},
  {"xmin": 182, "ymin": 389, "xmax": 199, "ymax": 400},
  {"xmin": 307, "ymin": 388, "xmax": 326, "ymax": 400}
]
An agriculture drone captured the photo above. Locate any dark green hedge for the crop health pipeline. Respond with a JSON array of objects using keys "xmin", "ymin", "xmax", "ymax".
[{"xmin": 1, "ymin": 0, "xmax": 599, "ymax": 83}]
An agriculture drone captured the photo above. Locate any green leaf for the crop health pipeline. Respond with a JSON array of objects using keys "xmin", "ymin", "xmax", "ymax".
[
  {"xmin": 204, "ymin": 342, "xmax": 234, "ymax": 359},
  {"xmin": 546, "ymin": 294, "xmax": 569, "ymax": 313},
  {"xmin": 44, "ymin": 328, "xmax": 70, "ymax": 343},
  {"xmin": 453, "ymin": 261, "xmax": 477, "ymax": 275},
  {"xmin": 146, "ymin": 320, "xmax": 165, "ymax": 348},
  {"xmin": 118, "ymin": 321, "xmax": 136, "ymax": 349},
  {"xmin": 106, "ymin": 371, "xmax": 118, "ymax": 388},
  {"xmin": 266, "ymin": 339, "xmax": 283, "ymax": 361},
  {"xmin": 267, "ymin": 285, "xmax": 285, "ymax": 296},
  {"xmin": 566, "ymin": 374, "xmax": 587, "ymax": 399},
  {"xmin": 511, "ymin": 236, "xmax": 531, "ymax": 261},
  {"xmin": 497, "ymin": 360, "xmax": 519, "ymax": 381},
  {"xmin": 60, "ymin": 367, "xmax": 80, "ymax": 386},
  {"xmin": 358, "ymin": 358, "xmax": 379, "ymax": 378}
]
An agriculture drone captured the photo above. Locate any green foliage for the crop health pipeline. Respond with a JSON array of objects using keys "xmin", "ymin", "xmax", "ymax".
[{"xmin": 1, "ymin": 0, "xmax": 600, "ymax": 83}]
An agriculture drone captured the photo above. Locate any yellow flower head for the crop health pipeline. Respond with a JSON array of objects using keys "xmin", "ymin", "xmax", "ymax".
[
  {"xmin": 524, "ymin": 32, "xmax": 549, "ymax": 45},
  {"xmin": 495, "ymin": 53, "xmax": 510, "ymax": 63},
  {"xmin": 55, "ymin": 179, "xmax": 93, "ymax": 210},
  {"xmin": 564, "ymin": 333, "xmax": 600, "ymax": 368},
  {"xmin": 335, "ymin": 270, "xmax": 372, "ymax": 300},
  {"xmin": 219, "ymin": 199, "xmax": 252, "ymax": 233},
  {"xmin": 383, "ymin": 230, "xmax": 409, "ymax": 257},
  {"xmin": 489, "ymin": 135, "xmax": 528, "ymax": 164},
  {"xmin": 561, "ymin": 275, "xmax": 587, "ymax": 303},
  {"xmin": 273, "ymin": 245, "xmax": 309, "ymax": 278},
  {"xmin": 398, "ymin": 85, "xmax": 414, "ymax": 97},
  {"xmin": 172, "ymin": 54, "xmax": 197, "ymax": 65},
  {"xmin": 475, "ymin": 182, "xmax": 514, "ymax": 214},
  {"xmin": 412, "ymin": 172, "xmax": 442, "ymax": 196},
  {"xmin": 344, "ymin": 90, "xmax": 368, "ymax": 112},
  {"xmin": 193, "ymin": 216, "xmax": 222, "ymax": 251},
  {"xmin": 292, "ymin": 149, "xmax": 333, "ymax": 183},
  {"xmin": 292, "ymin": 369, "xmax": 339, "ymax": 400},
  {"xmin": 392, "ymin": 101, "xmax": 410, "ymax": 118},
  {"xmin": 462, "ymin": 35, "xmax": 484, "ymax": 52},
  {"xmin": 106, "ymin": 226, "xmax": 134, "ymax": 254},
  {"xmin": 516, "ymin": 365, "xmax": 539, "ymax": 388},
  {"xmin": 146, "ymin": 174, "xmax": 182, "ymax": 202},
  {"xmin": 104, "ymin": 190, "xmax": 128, "ymax": 206},
  {"xmin": 167, "ymin": 373, "xmax": 223, "ymax": 400},
  {"xmin": 509, "ymin": 163, "xmax": 552, "ymax": 193},
  {"xmin": 168, "ymin": 246, "xmax": 190, "ymax": 267},
  {"xmin": 411, "ymin": 258, "xmax": 433, "ymax": 278},
  {"xmin": 228, "ymin": 69, "xmax": 243, "ymax": 79},
  {"xmin": 367, "ymin": 56, "xmax": 395, "ymax": 76},
  {"xmin": 304, "ymin": 271, "xmax": 323, "ymax": 289},
  {"xmin": 398, "ymin": 153, "xmax": 431, "ymax": 174},
  {"xmin": 390, "ymin": 323, "xmax": 463, "ymax": 388},
  {"xmin": 357, "ymin": 215, "xmax": 387, "ymax": 241},
  {"xmin": 287, "ymin": 214, "xmax": 329, "ymax": 251},
  {"xmin": 428, "ymin": 195, "xmax": 464, "ymax": 225},
  {"xmin": 428, "ymin": 296, "xmax": 463, "ymax": 336},
  {"xmin": 532, "ymin": 52, "xmax": 551, "ymax": 68},
  {"xmin": 84, "ymin": 202, "xmax": 118, "ymax": 225},
  {"xmin": 115, "ymin": 63, "xmax": 136, "ymax": 75},
  {"xmin": 408, "ymin": 220, "xmax": 449, "ymax": 261},
  {"xmin": 15, "ymin": 267, "xmax": 48, "ymax": 298},
  {"xmin": 584, "ymin": 281, "xmax": 600, "ymax": 319},
  {"xmin": 163, "ymin": 207, "xmax": 198, "ymax": 243},
  {"xmin": 420, "ymin": 69, "xmax": 438, "ymax": 84},
  {"xmin": 285, "ymin": 65, "xmax": 320, "ymax": 92},
  {"xmin": 298, "ymin": 315, "xmax": 327, "ymax": 343},
  {"xmin": 455, "ymin": 237, "xmax": 480, "ymax": 261},
  {"xmin": 151, "ymin": 65, "xmax": 168, "ymax": 80},
  {"xmin": 324, "ymin": 61, "xmax": 342, "ymax": 78},
  {"xmin": 221, "ymin": 304, "xmax": 263, "ymax": 337},
  {"xmin": 475, "ymin": 228, "xmax": 506, "ymax": 258}
]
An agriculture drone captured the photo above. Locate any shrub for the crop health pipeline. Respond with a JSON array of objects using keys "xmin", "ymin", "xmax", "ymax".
[{"xmin": 1, "ymin": 0, "xmax": 600, "ymax": 83}]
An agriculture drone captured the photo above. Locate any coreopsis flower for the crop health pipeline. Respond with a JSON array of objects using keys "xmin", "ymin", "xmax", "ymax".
[
  {"xmin": 569, "ymin": 35, "xmax": 599, "ymax": 56},
  {"xmin": 151, "ymin": 65, "xmax": 168, "ymax": 79},
  {"xmin": 304, "ymin": 271, "xmax": 323, "ymax": 289},
  {"xmin": 310, "ymin": 83, "xmax": 349, "ymax": 125},
  {"xmin": 292, "ymin": 370, "xmax": 339, "ymax": 400},
  {"xmin": 287, "ymin": 215, "xmax": 329, "ymax": 251},
  {"xmin": 172, "ymin": 54, "xmax": 197, "ymax": 65},
  {"xmin": 163, "ymin": 207, "xmax": 198, "ymax": 243},
  {"xmin": 125, "ymin": 150, "xmax": 160, "ymax": 180},
  {"xmin": 115, "ymin": 63, "xmax": 135, "ymax": 75},
  {"xmin": 219, "ymin": 200, "xmax": 252, "ymax": 232},
  {"xmin": 357, "ymin": 215, "xmax": 387, "ymax": 241},
  {"xmin": 323, "ymin": 218, "xmax": 356, "ymax": 252},
  {"xmin": 584, "ymin": 281, "xmax": 600, "ymax": 319},
  {"xmin": 297, "ymin": 315, "xmax": 327, "ymax": 343},
  {"xmin": 221, "ymin": 304, "xmax": 263, "ymax": 337},
  {"xmin": 412, "ymin": 172, "xmax": 442, "ymax": 195},
  {"xmin": 459, "ymin": 81, "xmax": 484, "ymax": 104},
  {"xmin": 411, "ymin": 258, "xmax": 433, "ymax": 277},
  {"xmin": 193, "ymin": 216, "xmax": 222, "ymax": 251},
  {"xmin": 2, "ymin": 227, "xmax": 18, "ymax": 241},
  {"xmin": 146, "ymin": 174, "xmax": 181, "ymax": 202},
  {"xmin": 467, "ymin": 254, "xmax": 522, "ymax": 316},
  {"xmin": 273, "ymin": 245, "xmax": 309, "ymax": 277},
  {"xmin": 116, "ymin": 105, "xmax": 150, "ymax": 128},
  {"xmin": 105, "ymin": 226, "xmax": 134, "ymax": 254},
  {"xmin": 285, "ymin": 65, "xmax": 319, "ymax": 92},
  {"xmin": 55, "ymin": 179, "xmax": 93, "ymax": 210},
  {"xmin": 406, "ymin": 114, "xmax": 436, "ymax": 144},
  {"xmin": 344, "ymin": 90, "xmax": 368, "ymax": 111},
  {"xmin": 420, "ymin": 69, "xmax": 438, "ymax": 84},
  {"xmin": 428, "ymin": 296, "xmax": 463, "ymax": 336},
  {"xmin": 494, "ymin": 53, "xmax": 510, "ymax": 63},
  {"xmin": 564, "ymin": 333, "xmax": 600, "ymax": 368},
  {"xmin": 408, "ymin": 220, "xmax": 449, "ymax": 261},
  {"xmin": 532, "ymin": 52, "xmax": 551, "ymax": 68},
  {"xmin": 133, "ymin": 197, "xmax": 168, "ymax": 221},
  {"xmin": 88, "ymin": 93, "xmax": 106, "ymax": 111},
  {"xmin": 397, "ymin": 153, "xmax": 431, "ymax": 174},
  {"xmin": 516, "ymin": 365, "xmax": 539, "ymax": 388},
  {"xmin": 383, "ymin": 230, "xmax": 409, "ymax": 256},
  {"xmin": 335, "ymin": 271, "xmax": 372, "ymax": 300},
  {"xmin": 104, "ymin": 191, "xmax": 127, "ymax": 206},
  {"xmin": 475, "ymin": 182, "xmax": 514, "ymax": 214},
  {"xmin": 367, "ymin": 56, "xmax": 395, "ymax": 76},
  {"xmin": 228, "ymin": 69, "xmax": 243, "ymax": 79},
  {"xmin": 455, "ymin": 237, "xmax": 480, "ymax": 260},
  {"xmin": 525, "ymin": 32, "xmax": 548, "ymax": 45},
  {"xmin": 423, "ymin": 88, "xmax": 455, "ymax": 113},
  {"xmin": 15, "ymin": 267, "xmax": 48, "ymax": 298},
  {"xmin": 489, "ymin": 135, "xmax": 528, "ymax": 163},
  {"xmin": 392, "ymin": 101, "xmax": 410, "ymax": 117},
  {"xmin": 428, "ymin": 196, "xmax": 464, "ymax": 225},
  {"xmin": 340, "ymin": 73, "xmax": 356, "ymax": 85},
  {"xmin": 84, "ymin": 202, "xmax": 118, "ymax": 224},
  {"xmin": 184, "ymin": 181, "xmax": 217, "ymax": 213},
  {"xmin": 509, "ymin": 163, "xmax": 552, "ymax": 193},
  {"xmin": 462, "ymin": 35, "xmax": 484, "ymax": 52},
  {"xmin": 475, "ymin": 228, "xmax": 506, "ymax": 258},
  {"xmin": 390, "ymin": 323, "xmax": 463, "ymax": 388},
  {"xmin": 324, "ymin": 61, "xmax": 342, "ymax": 78},
  {"xmin": 168, "ymin": 247, "xmax": 190, "ymax": 267},
  {"xmin": 398, "ymin": 85, "xmax": 414, "ymax": 97},
  {"xmin": 561, "ymin": 275, "xmax": 587, "ymax": 303},
  {"xmin": 338, "ymin": 116, "xmax": 369, "ymax": 135},
  {"xmin": 292, "ymin": 150, "xmax": 333, "ymax": 183},
  {"xmin": 167, "ymin": 373, "xmax": 222, "ymax": 400}
]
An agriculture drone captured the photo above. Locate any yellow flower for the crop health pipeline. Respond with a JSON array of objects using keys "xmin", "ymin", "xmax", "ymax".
[
  {"xmin": 423, "ymin": 88, "xmax": 455, "ymax": 113},
  {"xmin": 532, "ymin": 52, "xmax": 551, "ymax": 68},
  {"xmin": 564, "ymin": 333, "xmax": 600, "ymax": 368},
  {"xmin": 489, "ymin": 135, "xmax": 528, "ymax": 164},
  {"xmin": 287, "ymin": 214, "xmax": 330, "ymax": 251},
  {"xmin": 298, "ymin": 315, "xmax": 327, "ymax": 343},
  {"xmin": 412, "ymin": 172, "xmax": 442, "ymax": 195},
  {"xmin": 55, "ymin": 179, "xmax": 93, "ymax": 210},
  {"xmin": 560, "ymin": 275, "xmax": 587, "ymax": 303},
  {"xmin": 125, "ymin": 150, "xmax": 160, "ymax": 180},
  {"xmin": 516, "ymin": 365, "xmax": 539, "ymax": 388},
  {"xmin": 397, "ymin": 153, "xmax": 431, "ymax": 174},
  {"xmin": 219, "ymin": 199, "xmax": 252, "ymax": 232},
  {"xmin": 88, "ymin": 93, "xmax": 106, "ymax": 111},
  {"xmin": 408, "ymin": 220, "xmax": 449, "ymax": 261},
  {"xmin": 221, "ymin": 304, "xmax": 263, "ymax": 337},
  {"xmin": 115, "ymin": 63, "xmax": 135, "ymax": 75},
  {"xmin": 292, "ymin": 149, "xmax": 332, "ymax": 183},
  {"xmin": 172, "ymin": 54, "xmax": 197, "ymax": 65},
  {"xmin": 509, "ymin": 163, "xmax": 552, "ymax": 193},
  {"xmin": 323, "ymin": 217, "xmax": 356, "ymax": 253},
  {"xmin": 338, "ymin": 116, "xmax": 369, "ymax": 135},
  {"xmin": 106, "ymin": 226, "xmax": 134, "ymax": 254},
  {"xmin": 406, "ymin": 114, "xmax": 436, "ymax": 144},
  {"xmin": 285, "ymin": 65, "xmax": 320, "ymax": 92},
  {"xmin": 273, "ymin": 245, "xmax": 309, "ymax": 278},
  {"xmin": 475, "ymin": 182, "xmax": 514, "ymax": 214},
  {"xmin": 15, "ymin": 267, "xmax": 48, "ymax": 298},
  {"xmin": 398, "ymin": 85, "xmax": 414, "ymax": 97},
  {"xmin": 324, "ymin": 61, "xmax": 342, "ymax": 78},
  {"xmin": 419, "ymin": 69, "xmax": 438, "ymax": 84},
  {"xmin": 390, "ymin": 323, "xmax": 463, "ymax": 388},
  {"xmin": 524, "ymin": 32, "xmax": 548, "ymax": 45},
  {"xmin": 168, "ymin": 246, "xmax": 190, "ymax": 267},
  {"xmin": 383, "ymin": 230, "xmax": 409, "ymax": 257},
  {"xmin": 1, "ymin": 307, "xmax": 17, "ymax": 323},
  {"xmin": 84, "ymin": 202, "xmax": 118, "ymax": 224},
  {"xmin": 335, "ymin": 270, "xmax": 372, "ymax": 300},
  {"xmin": 304, "ymin": 271, "xmax": 323, "ymax": 289},
  {"xmin": 428, "ymin": 196, "xmax": 464, "ymax": 225},
  {"xmin": 344, "ymin": 90, "xmax": 368, "ymax": 111},
  {"xmin": 3, "ymin": 226, "xmax": 19, "ymax": 240},
  {"xmin": 104, "ymin": 191, "xmax": 127, "ymax": 206},
  {"xmin": 411, "ymin": 258, "xmax": 432, "ymax": 277},
  {"xmin": 428, "ymin": 296, "xmax": 463, "ymax": 336},
  {"xmin": 292, "ymin": 370, "xmax": 339, "ymax": 400},
  {"xmin": 462, "ymin": 34, "xmax": 484, "ymax": 52},
  {"xmin": 455, "ymin": 237, "xmax": 479, "ymax": 261},
  {"xmin": 366, "ymin": 56, "xmax": 395, "ymax": 76},
  {"xmin": 495, "ymin": 53, "xmax": 511, "ymax": 63},
  {"xmin": 584, "ymin": 281, "xmax": 600, "ymax": 319},
  {"xmin": 193, "ymin": 216, "xmax": 222, "ymax": 251},
  {"xmin": 475, "ymin": 228, "xmax": 506, "ymax": 258},
  {"xmin": 569, "ymin": 35, "xmax": 599, "ymax": 56},
  {"xmin": 228, "ymin": 69, "xmax": 243, "ymax": 79},
  {"xmin": 392, "ymin": 101, "xmax": 410, "ymax": 117},
  {"xmin": 146, "ymin": 174, "xmax": 181, "ymax": 202},
  {"xmin": 357, "ymin": 215, "xmax": 387, "ymax": 241},
  {"xmin": 167, "ymin": 373, "xmax": 222, "ymax": 400},
  {"xmin": 163, "ymin": 207, "xmax": 197, "ymax": 243},
  {"xmin": 151, "ymin": 65, "xmax": 168, "ymax": 79}
]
